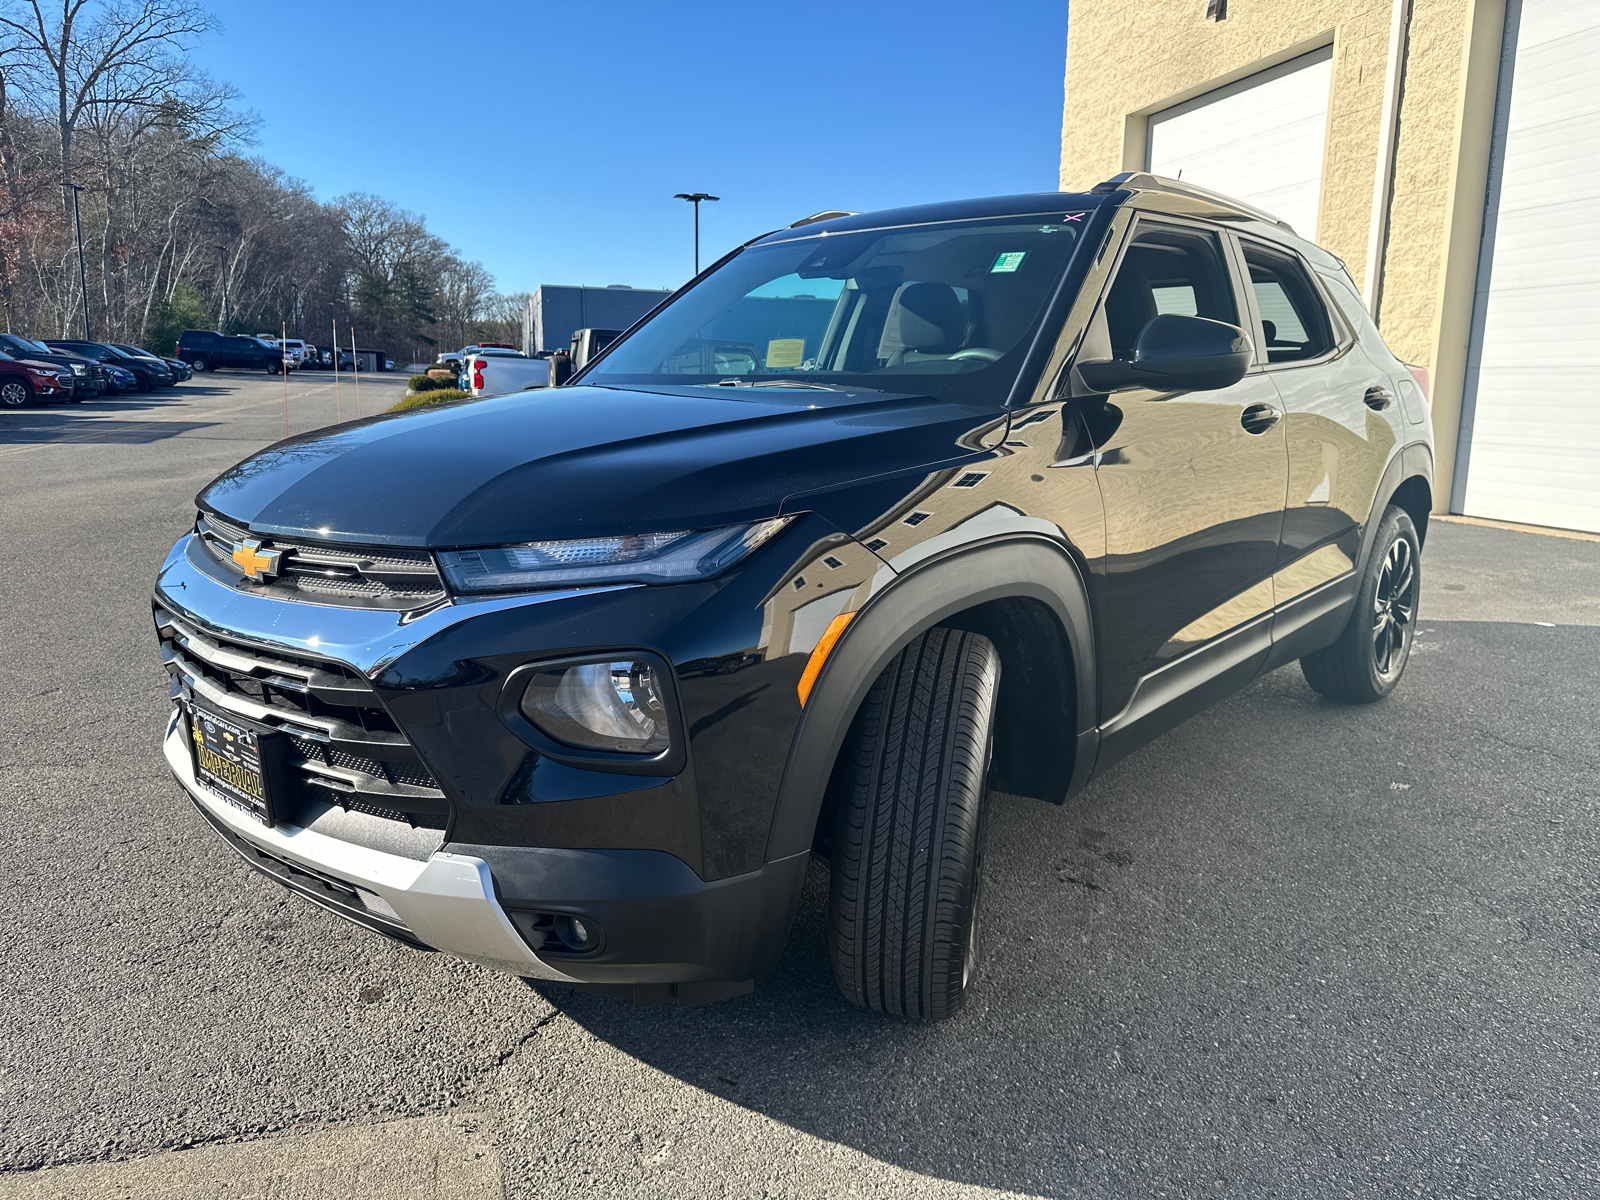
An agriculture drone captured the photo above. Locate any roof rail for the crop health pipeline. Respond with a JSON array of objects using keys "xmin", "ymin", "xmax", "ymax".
[
  {"xmin": 1091, "ymin": 171, "xmax": 1296, "ymax": 234},
  {"xmin": 789, "ymin": 210, "xmax": 858, "ymax": 228}
]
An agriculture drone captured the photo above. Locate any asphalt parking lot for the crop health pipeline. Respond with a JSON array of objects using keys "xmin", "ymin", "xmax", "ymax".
[{"xmin": 2, "ymin": 375, "xmax": 1597, "ymax": 1199}]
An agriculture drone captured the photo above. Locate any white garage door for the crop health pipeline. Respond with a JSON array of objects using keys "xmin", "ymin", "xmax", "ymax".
[
  {"xmin": 1146, "ymin": 47, "xmax": 1333, "ymax": 239},
  {"xmin": 1457, "ymin": 0, "xmax": 1600, "ymax": 533}
]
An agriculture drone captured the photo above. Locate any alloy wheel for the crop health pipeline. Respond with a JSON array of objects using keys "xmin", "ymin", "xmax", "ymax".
[
  {"xmin": 1371, "ymin": 536, "xmax": 1416, "ymax": 676},
  {"xmin": 1, "ymin": 380, "xmax": 29, "ymax": 407}
]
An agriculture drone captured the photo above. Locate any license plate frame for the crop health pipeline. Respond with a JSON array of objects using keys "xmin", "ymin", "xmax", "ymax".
[{"xmin": 184, "ymin": 702, "xmax": 288, "ymax": 827}]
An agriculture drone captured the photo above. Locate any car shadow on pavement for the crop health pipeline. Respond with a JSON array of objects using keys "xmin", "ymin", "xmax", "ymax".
[
  {"xmin": 531, "ymin": 618, "xmax": 1600, "ymax": 1197},
  {"xmin": 530, "ymin": 793, "xmax": 1136, "ymax": 1198},
  {"xmin": 0, "ymin": 410, "xmax": 219, "ymax": 444}
]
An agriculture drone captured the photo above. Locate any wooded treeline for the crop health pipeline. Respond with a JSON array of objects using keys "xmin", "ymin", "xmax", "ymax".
[{"xmin": 0, "ymin": 1, "xmax": 521, "ymax": 361}]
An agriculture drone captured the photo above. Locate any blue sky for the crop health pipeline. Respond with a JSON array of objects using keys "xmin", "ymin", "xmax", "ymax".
[{"xmin": 193, "ymin": 0, "xmax": 1069, "ymax": 294}]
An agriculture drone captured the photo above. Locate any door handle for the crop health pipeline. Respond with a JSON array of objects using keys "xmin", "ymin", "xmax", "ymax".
[
  {"xmin": 1364, "ymin": 385, "xmax": 1393, "ymax": 411},
  {"xmin": 1240, "ymin": 403, "xmax": 1280, "ymax": 434}
]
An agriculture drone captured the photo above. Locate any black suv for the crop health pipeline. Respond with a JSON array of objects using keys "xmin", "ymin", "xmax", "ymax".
[
  {"xmin": 175, "ymin": 330, "xmax": 284, "ymax": 373},
  {"xmin": 46, "ymin": 340, "xmax": 174, "ymax": 391},
  {"xmin": 152, "ymin": 174, "xmax": 1434, "ymax": 1019}
]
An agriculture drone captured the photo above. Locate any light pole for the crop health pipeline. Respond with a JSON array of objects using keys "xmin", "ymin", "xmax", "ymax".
[
  {"xmin": 66, "ymin": 183, "xmax": 91, "ymax": 340},
  {"xmin": 216, "ymin": 245, "xmax": 228, "ymax": 331},
  {"xmin": 673, "ymin": 192, "xmax": 719, "ymax": 275}
]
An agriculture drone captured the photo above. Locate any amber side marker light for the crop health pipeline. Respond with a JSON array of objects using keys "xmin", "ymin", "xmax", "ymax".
[{"xmin": 798, "ymin": 611, "xmax": 857, "ymax": 707}]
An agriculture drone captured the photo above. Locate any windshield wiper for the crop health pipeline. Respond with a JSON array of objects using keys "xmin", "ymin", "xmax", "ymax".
[{"xmin": 714, "ymin": 378, "xmax": 882, "ymax": 393}]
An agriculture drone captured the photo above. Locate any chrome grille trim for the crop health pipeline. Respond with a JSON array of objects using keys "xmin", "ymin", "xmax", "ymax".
[
  {"xmin": 156, "ymin": 603, "xmax": 448, "ymax": 829},
  {"xmin": 194, "ymin": 512, "xmax": 447, "ymax": 611},
  {"xmin": 155, "ymin": 607, "xmax": 382, "ymax": 709}
]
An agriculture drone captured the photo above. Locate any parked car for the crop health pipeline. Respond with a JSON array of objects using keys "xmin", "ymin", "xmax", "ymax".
[
  {"xmin": 0, "ymin": 348, "xmax": 77, "ymax": 406},
  {"xmin": 109, "ymin": 343, "xmax": 184, "ymax": 386},
  {"xmin": 46, "ymin": 340, "xmax": 173, "ymax": 391},
  {"xmin": 252, "ymin": 336, "xmax": 300, "ymax": 372},
  {"xmin": 441, "ymin": 343, "xmax": 516, "ymax": 370},
  {"xmin": 102, "ymin": 363, "xmax": 140, "ymax": 394},
  {"xmin": 161, "ymin": 357, "xmax": 192, "ymax": 382},
  {"xmin": 175, "ymin": 330, "xmax": 285, "ymax": 374},
  {"xmin": 0, "ymin": 333, "xmax": 106, "ymax": 398},
  {"xmin": 461, "ymin": 347, "xmax": 549, "ymax": 397},
  {"xmin": 151, "ymin": 174, "xmax": 1434, "ymax": 1020}
]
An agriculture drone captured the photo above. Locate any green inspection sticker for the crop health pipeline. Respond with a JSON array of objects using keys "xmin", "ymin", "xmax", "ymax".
[{"xmin": 991, "ymin": 251, "xmax": 1027, "ymax": 273}]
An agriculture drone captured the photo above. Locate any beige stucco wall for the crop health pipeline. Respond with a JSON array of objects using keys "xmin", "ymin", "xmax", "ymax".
[{"xmin": 1058, "ymin": 0, "xmax": 1473, "ymax": 366}]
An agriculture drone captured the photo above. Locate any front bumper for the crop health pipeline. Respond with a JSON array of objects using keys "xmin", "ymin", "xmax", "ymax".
[
  {"xmin": 164, "ymin": 711, "xmax": 575, "ymax": 980},
  {"xmin": 165, "ymin": 709, "xmax": 809, "ymax": 987}
]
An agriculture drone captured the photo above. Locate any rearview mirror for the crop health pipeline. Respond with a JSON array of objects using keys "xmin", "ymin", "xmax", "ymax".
[{"xmin": 1076, "ymin": 314, "xmax": 1252, "ymax": 393}]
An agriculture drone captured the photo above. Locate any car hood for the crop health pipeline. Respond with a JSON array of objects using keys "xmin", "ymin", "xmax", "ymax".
[{"xmin": 198, "ymin": 384, "xmax": 1003, "ymax": 547}]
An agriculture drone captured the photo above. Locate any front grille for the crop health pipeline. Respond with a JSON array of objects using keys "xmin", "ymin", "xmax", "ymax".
[
  {"xmin": 157, "ymin": 606, "xmax": 450, "ymax": 829},
  {"xmin": 195, "ymin": 512, "xmax": 447, "ymax": 611}
]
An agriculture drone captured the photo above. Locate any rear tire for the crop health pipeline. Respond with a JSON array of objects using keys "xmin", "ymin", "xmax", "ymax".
[
  {"xmin": 190, "ymin": 357, "xmax": 207, "ymax": 372},
  {"xmin": 1301, "ymin": 505, "xmax": 1420, "ymax": 703},
  {"xmin": 828, "ymin": 626, "xmax": 999, "ymax": 1021}
]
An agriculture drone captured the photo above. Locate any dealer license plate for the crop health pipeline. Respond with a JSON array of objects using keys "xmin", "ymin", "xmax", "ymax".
[{"xmin": 186, "ymin": 703, "xmax": 278, "ymax": 826}]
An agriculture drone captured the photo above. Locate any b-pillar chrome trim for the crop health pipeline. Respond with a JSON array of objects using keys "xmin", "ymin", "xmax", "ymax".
[{"xmin": 163, "ymin": 711, "xmax": 578, "ymax": 982}]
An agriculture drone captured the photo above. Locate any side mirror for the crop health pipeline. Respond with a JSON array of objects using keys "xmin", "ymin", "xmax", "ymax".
[{"xmin": 1077, "ymin": 314, "xmax": 1252, "ymax": 393}]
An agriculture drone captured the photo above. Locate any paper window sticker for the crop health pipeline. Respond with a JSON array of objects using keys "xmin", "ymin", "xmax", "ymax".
[
  {"xmin": 765, "ymin": 338, "xmax": 806, "ymax": 369},
  {"xmin": 991, "ymin": 251, "xmax": 1026, "ymax": 274}
]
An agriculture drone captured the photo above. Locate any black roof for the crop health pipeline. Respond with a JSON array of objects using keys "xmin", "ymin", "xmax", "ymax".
[
  {"xmin": 756, "ymin": 175, "xmax": 1338, "ymax": 267},
  {"xmin": 756, "ymin": 191, "xmax": 1112, "ymax": 244}
]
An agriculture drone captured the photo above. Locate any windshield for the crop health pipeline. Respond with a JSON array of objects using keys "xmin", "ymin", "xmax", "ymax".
[{"xmin": 583, "ymin": 214, "xmax": 1086, "ymax": 401}]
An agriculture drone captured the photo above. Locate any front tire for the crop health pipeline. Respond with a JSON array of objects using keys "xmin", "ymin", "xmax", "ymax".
[
  {"xmin": 828, "ymin": 626, "xmax": 999, "ymax": 1021},
  {"xmin": 1301, "ymin": 505, "xmax": 1420, "ymax": 703},
  {"xmin": 1, "ymin": 378, "xmax": 33, "ymax": 407},
  {"xmin": 132, "ymin": 371, "xmax": 151, "ymax": 392}
]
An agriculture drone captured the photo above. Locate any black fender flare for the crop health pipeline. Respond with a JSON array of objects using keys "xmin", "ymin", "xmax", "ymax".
[
  {"xmin": 762, "ymin": 534, "xmax": 1098, "ymax": 863},
  {"xmin": 1357, "ymin": 440, "xmax": 1434, "ymax": 573}
]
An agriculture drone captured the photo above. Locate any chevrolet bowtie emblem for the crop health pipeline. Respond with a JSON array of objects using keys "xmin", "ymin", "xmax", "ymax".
[{"xmin": 231, "ymin": 538, "xmax": 282, "ymax": 582}]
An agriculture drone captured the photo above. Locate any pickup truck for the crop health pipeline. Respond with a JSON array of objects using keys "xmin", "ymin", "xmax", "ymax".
[{"xmin": 461, "ymin": 348, "xmax": 550, "ymax": 397}]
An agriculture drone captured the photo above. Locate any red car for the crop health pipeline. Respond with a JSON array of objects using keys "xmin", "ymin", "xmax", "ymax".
[{"xmin": 0, "ymin": 350, "xmax": 77, "ymax": 407}]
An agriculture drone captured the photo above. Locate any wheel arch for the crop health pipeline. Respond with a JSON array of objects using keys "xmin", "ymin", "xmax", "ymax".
[
  {"xmin": 763, "ymin": 535, "xmax": 1098, "ymax": 864},
  {"xmin": 1358, "ymin": 441, "xmax": 1434, "ymax": 574},
  {"xmin": 1389, "ymin": 473, "xmax": 1432, "ymax": 546}
]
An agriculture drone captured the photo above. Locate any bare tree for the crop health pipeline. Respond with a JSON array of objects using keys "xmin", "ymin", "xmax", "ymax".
[
  {"xmin": 0, "ymin": 1, "xmax": 214, "ymax": 213},
  {"xmin": 0, "ymin": 9, "xmax": 511, "ymax": 353}
]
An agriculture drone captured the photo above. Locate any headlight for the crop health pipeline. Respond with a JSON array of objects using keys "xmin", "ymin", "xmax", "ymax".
[
  {"xmin": 520, "ymin": 660, "xmax": 669, "ymax": 753},
  {"xmin": 71, "ymin": 363, "xmax": 86, "ymax": 375},
  {"xmin": 437, "ymin": 516, "xmax": 791, "ymax": 593}
]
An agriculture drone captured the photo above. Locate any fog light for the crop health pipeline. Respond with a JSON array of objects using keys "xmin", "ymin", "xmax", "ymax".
[
  {"xmin": 557, "ymin": 915, "xmax": 597, "ymax": 951},
  {"xmin": 519, "ymin": 660, "xmax": 669, "ymax": 754},
  {"xmin": 507, "ymin": 910, "xmax": 604, "ymax": 955}
]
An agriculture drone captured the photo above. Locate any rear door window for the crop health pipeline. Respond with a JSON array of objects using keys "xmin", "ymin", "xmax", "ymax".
[{"xmin": 1241, "ymin": 242, "xmax": 1335, "ymax": 363}]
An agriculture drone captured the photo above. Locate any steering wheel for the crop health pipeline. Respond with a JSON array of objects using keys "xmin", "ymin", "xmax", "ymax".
[{"xmin": 948, "ymin": 347, "xmax": 1002, "ymax": 363}]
